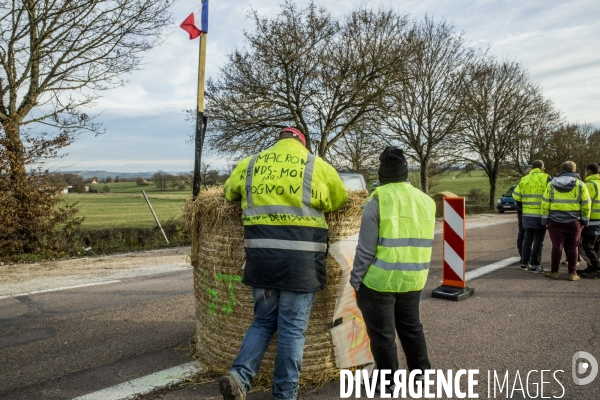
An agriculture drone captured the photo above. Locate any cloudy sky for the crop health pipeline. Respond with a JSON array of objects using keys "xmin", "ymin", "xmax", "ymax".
[{"xmin": 52, "ymin": 0, "xmax": 600, "ymax": 173}]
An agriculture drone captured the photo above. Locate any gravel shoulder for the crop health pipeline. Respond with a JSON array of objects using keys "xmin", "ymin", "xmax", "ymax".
[
  {"xmin": 0, "ymin": 246, "xmax": 192, "ymax": 297},
  {"xmin": 0, "ymin": 212, "xmax": 516, "ymax": 297}
]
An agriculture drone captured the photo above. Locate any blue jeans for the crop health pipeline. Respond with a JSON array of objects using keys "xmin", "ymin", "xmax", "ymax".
[{"xmin": 229, "ymin": 288, "xmax": 315, "ymax": 400}]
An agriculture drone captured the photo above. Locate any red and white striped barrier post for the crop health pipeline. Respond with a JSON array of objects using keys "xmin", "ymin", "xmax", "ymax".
[{"xmin": 432, "ymin": 197, "xmax": 475, "ymax": 301}]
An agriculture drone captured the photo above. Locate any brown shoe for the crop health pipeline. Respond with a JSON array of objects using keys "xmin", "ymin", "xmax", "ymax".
[
  {"xmin": 545, "ymin": 272, "xmax": 559, "ymax": 279},
  {"xmin": 218, "ymin": 374, "xmax": 246, "ymax": 400},
  {"xmin": 567, "ymin": 273, "xmax": 581, "ymax": 281}
]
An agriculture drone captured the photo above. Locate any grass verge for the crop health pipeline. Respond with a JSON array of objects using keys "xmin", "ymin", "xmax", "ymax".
[{"xmin": 0, "ymin": 219, "xmax": 190, "ymax": 264}]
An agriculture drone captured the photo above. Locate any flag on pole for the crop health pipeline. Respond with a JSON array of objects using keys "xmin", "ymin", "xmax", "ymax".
[{"xmin": 180, "ymin": 0, "xmax": 209, "ymax": 40}]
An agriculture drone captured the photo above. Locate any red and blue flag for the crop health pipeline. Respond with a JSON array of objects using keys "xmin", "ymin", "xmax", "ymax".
[{"xmin": 180, "ymin": 0, "xmax": 209, "ymax": 40}]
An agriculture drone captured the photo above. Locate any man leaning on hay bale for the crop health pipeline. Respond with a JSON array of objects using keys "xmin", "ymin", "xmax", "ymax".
[{"xmin": 219, "ymin": 127, "xmax": 348, "ymax": 400}]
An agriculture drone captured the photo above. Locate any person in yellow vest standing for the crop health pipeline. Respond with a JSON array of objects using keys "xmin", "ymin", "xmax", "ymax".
[
  {"xmin": 512, "ymin": 160, "xmax": 552, "ymax": 273},
  {"xmin": 541, "ymin": 161, "xmax": 591, "ymax": 281},
  {"xmin": 350, "ymin": 147, "xmax": 436, "ymax": 388},
  {"xmin": 219, "ymin": 127, "xmax": 348, "ymax": 400},
  {"xmin": 516, "ymin": 165, "xmax": 533, "ymax": 268},
  {"xmin": 578, "ymin": 163, "xmax": 600, "ymax": 279}
]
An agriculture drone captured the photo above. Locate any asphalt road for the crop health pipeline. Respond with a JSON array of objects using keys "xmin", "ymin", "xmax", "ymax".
[
  {"xmin": 1, "ymin": 216, "xmax": 599, "ymax": 399},
  {"xmin": 0, "ymin": 271, "xmax": 196, "ymax": 399}
]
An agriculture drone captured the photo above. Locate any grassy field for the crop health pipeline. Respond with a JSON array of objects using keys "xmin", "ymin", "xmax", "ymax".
[
  {"xmin": 65, "ymin": 171, "xmax": 517, "ymax": 230},
  {"xmin": 427, "ymin": 171, "xmax": 515, "ymax": 197},
  {"xmin": 63, "ymin": 182, "xmax": 191, "ymax": 230}
]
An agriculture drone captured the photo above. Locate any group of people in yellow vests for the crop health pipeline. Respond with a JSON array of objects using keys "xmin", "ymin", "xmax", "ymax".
[
  {"xmin": 513, "ymin": 160, "xmax": 600, "ymax": 281},
  {"xmin": 215, "ymin": 127, "xmax": 598, "ymax": 400}
]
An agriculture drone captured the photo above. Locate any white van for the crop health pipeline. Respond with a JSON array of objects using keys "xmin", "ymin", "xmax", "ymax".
[{"xmin": 338, "ymin": 172, "xmax": 367, "ymax": 191}]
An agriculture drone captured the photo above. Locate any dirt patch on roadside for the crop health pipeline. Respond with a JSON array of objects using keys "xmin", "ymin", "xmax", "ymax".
[{"xmin": 0, "ymin": 247, "xmax": 192, "ymax": 297}]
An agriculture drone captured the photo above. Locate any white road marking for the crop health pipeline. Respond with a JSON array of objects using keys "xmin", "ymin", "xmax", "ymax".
[
  {"xmin": 465, "ymin": 257, "xmax": 521, "ymax": 281},
  {"xmin": 0, "ymin": 280, "xmax": 122, "ymax": 300},
  {"xmin": 72, "ymin": 361, "xmax": 203, "ymax": 400}
]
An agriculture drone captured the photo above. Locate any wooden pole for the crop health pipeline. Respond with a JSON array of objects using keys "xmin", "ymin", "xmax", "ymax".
[
  {"xmin": 192, "ymin": 29, "xmax": 208, "ymax": 268},
  {"xmin": 142, "ymin": 190, "xmax": 169, "ymax": 244},
  {"xmin": 192, "ymin": 32, "xmax": 208, "ymax": 199}
]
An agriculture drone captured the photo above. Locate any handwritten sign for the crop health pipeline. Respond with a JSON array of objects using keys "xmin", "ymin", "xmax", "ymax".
[{"xmin": 329, "ymin": 234, "xmax": 374, "ymax": 369}]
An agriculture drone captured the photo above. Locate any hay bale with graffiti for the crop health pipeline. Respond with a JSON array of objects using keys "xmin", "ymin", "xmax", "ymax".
[{"xmin": 184, "ymin": 187, "xmax": 371, "ymax": 387}]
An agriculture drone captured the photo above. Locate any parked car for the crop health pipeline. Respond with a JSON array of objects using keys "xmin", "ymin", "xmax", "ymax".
[
  {"xmin": 338, "ymin": 172, "xmax": 367, "ymax": 191},
  {"xmin": 497, "ymin": 185, "xmax": 517, "ymax": 213}
]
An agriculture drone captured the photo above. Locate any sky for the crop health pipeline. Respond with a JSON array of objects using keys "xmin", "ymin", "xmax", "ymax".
[{"xmin": 50, "ymin": 0, "xmax": 600, "ymax": 174}]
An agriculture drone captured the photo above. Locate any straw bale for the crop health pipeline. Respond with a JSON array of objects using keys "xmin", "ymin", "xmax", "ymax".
[
  {"xmin": 431, "ymin": 191, "xmax": 458, "ymax": 218},
  {"xmin": 185, "ymin": 188, "xmax": 368, "ymax": 387}
]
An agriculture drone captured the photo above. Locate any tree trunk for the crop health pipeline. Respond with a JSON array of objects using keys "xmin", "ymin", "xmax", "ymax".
[
  {"xmin": 2, "ymin": 119, "xmax": 33, "ymax": 252},
  {"xmin": 420, "ymin": 161, "xmax": 428, "ymax": 194},
  {"xmin": 2, "ymin": 120, "xmax": 27, "ymax": 188},
  {"xmin": 488, "ymin": 171, "xmax": 498, "ymax": 211}
]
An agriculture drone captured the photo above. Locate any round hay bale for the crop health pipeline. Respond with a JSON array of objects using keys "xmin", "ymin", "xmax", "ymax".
[
  {"xmin": 184, "ymin": 187, "xmax": 368, "ymax": 387},
  {"xmin": 431, "ymin": 191, "xmax": 458, "ymax": 218}
]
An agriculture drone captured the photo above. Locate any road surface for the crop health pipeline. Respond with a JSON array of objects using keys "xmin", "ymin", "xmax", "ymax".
[{"xmin": 1, "ymin": 213, "xmax": 599, "ymax": 399}]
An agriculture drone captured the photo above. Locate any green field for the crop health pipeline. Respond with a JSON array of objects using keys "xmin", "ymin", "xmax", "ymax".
[
  {"xmin": 427, "ymin": 170, "xmax": 514, "ymax": 197},
  {"xmin": 66, "ymin": 172, "xmax": 516, "ymax": 230},
  {"xmin": 62, "ymin": 182, "xmax": 191, "ymax": 230}
]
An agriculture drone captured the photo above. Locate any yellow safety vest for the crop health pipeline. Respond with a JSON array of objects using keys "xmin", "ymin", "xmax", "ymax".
[
  {"xmin": 585, "ymin": 174, "xmax": 600, "ymax": 225},
  {"xmin": 224, "ymin": 138, "xmax": 348, "ymax": 292},
  {"xmin": 541, "ymin": 177, "xmax": 591, "ymax": 225},
  {"xmin": 362, "ymin": 182, "xmax": 436, "ymax": 293},
  {"xmin": 512, "ymin": 168, "xmax": 549, "ymax": 218}
]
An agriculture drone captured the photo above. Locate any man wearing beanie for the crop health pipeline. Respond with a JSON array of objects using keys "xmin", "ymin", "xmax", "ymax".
[
  {"xmin": 220, "ymin": 127, "xmax": 348, "ymax": 400},
  {"xmin": 351, "ymin": 146, "xmax": 436, "ymax": 393}
]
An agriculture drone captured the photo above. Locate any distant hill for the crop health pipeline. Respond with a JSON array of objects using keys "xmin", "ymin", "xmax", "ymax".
[{"xmin": 62, "ymin": 170, "xmax": 187, "ymax": 179}]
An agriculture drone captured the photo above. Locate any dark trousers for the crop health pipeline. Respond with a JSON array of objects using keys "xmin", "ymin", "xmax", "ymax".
[
  {"xmin": 356, "ymin": 284, "xmax": 430, "ymax": 372},
  {"xmin": 517, "ymin": 214, "xmax": 525, "ymax": 263},
  {"xmin": 548, "ymin": 220, "xmax": 583, "ymax": 274},
  {"xmin": 522, "ymin": 228, "xmax": 546, "ymax": 266},
  {"xmin": 581, "ymin": 226, "xmax": 600, "ymax": 270}
]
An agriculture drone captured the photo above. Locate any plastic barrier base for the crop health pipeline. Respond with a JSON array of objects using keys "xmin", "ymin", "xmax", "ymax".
[{"xmin": 431, "ymin": 285, "xmax": 474, "ymax": 301}]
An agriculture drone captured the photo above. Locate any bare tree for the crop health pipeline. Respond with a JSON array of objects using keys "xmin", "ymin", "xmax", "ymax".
[
  {"xmin": 179, "ymin": 172, "xmax": 192, "ymax": 187},
  {"xmin": 585, "ymin": 126, "xmax": 600, "ymax": 166},
  {"xmin": 152, "ymin": 170, "xmax": 168, "ymax": 191},
  {"xmin": 200, "ymin": 161, "xmax": 211, "ymax": 184},
  {"xmin": 166, "ymin": 174, "xmax": 179, "ymax": 191},
  {"xmin": 204, "ymin": 1, "xmax": 411, "ymax": 158},
  {"xmin": 326, "ymin": 123, "xmax": 382, "ymax": 177},
  {"xmin": 383, "ymin": 17, "xmax": 475, "ymax": 193},
  {"xmin": 454, "ymin": 58, "xmax": 543, "ymax": 210},
  {"xmin": 0, "ymin": 0, "xmax": 173, "ymax": 253},
  {"xmin": 543, "ymin": 123, "xmax": 597, "ymax": 176},
  {"xmin": 1, "ymin": 0, "xmax": 172, "ymax": 182},
  {"xmin": 423, "ymin": 162, "xmax": 449, "ymax": 193},
  {"xmin": 507, "ymin": 94, "xmax": 561, "ymax": 177}
]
